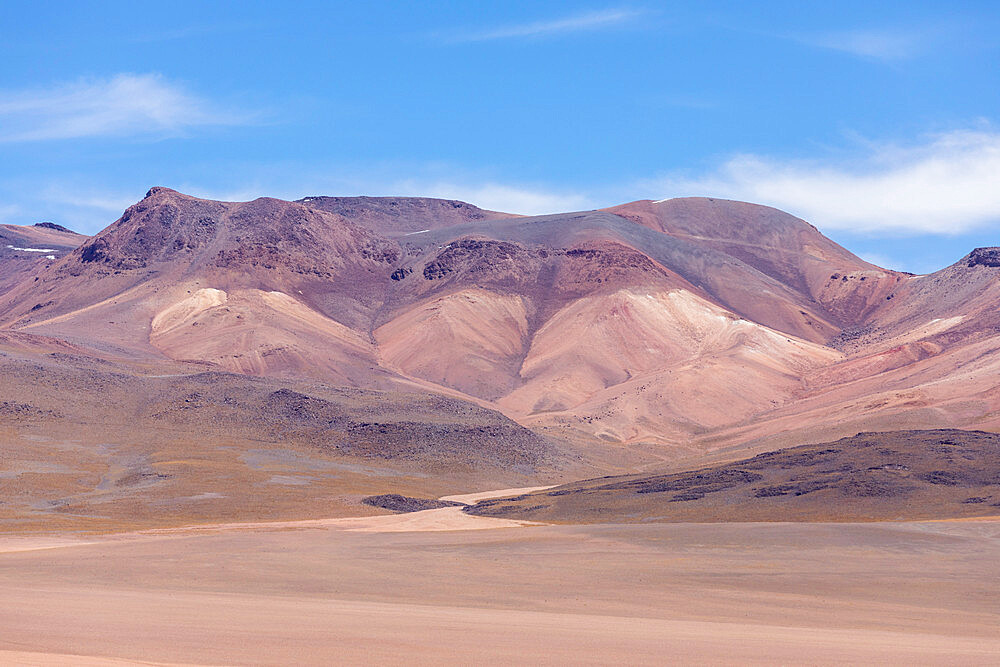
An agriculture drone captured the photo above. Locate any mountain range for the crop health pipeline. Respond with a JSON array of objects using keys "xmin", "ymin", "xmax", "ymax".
[{"xmin": 2, "ymin": 187, "xmax": 999, "ymax": 529}]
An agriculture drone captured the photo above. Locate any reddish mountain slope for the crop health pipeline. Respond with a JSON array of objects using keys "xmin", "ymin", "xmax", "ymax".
[
  {"xmin": 297, "ymin": 196, "xmax": 514, "ymax": 235},
  {"xmin": 0, "ymin": 222, "xmax": 86, "ymax": 297},
  {"xmin": 605, "ymin": 198, "xmax": 904, "ymax": 336},
  {"xmin": 0, "ymin": 188, "xmax": 401, "ymax": 378},
  {"xmin": 2, "ymin": 188, "xmax": 999, "ymax": 458}
]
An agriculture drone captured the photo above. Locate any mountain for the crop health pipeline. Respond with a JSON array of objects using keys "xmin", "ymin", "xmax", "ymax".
[
  {"xmin": 3, "ymin": 187, "xmax": 1000, "ymax": 530},
  {"xmin": 0, "ymin": 188, "xmax": 404, "ymax": 380},
  {"xmin": 603, "ymin": 198, "xmax": 902, "ymax": 334},
  {"xmin": 0, "ymin": 221, "xmax": 86, "ymax": 296},
  {"xmin": 295, "ymin": 195, "xmax": 515, "ymax": 235},
  {"xmin": 4, "ymin": 189, "xmax": 999, "ymax": 448},
  {"xmin": 0, "ymin": 194, "xmax": 876, "ymax": 427}
]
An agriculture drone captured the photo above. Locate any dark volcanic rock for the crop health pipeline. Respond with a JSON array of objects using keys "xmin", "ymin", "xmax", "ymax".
[
  {"xmin": 466, "ymin": 429, "xmax": 1000, "ymax": 523},
  {"xmin": 34, "ymin": 222, "xmax": 78, "ymax": 233},
  {"xmin": 390, "ymin": 267, "xmax": 412, "ymax": 281},
  {"xmin": 263, "ymin": 389, "xmax": 348, "ymax": 426},
  {"xmin": 422, "ymin": 239, "xmax": 534, "ymax": 282},
  {"xmin": 63, "ymin": 188, "xmax": 400, "ymax": 279},
  {"xmin": 0, "ymin": 400, "xmax": 59, "ymax": 420},
  {"xmin": 335, "ymin": 420, "xmax": 549, "ymax": 468},
  {"xmin": 967, "ymin": 247, "xmax": 1000, "ymax": 268},
  {"xmin": 361, "ymin": 494, "xmax": 465, "ymax": 513}
]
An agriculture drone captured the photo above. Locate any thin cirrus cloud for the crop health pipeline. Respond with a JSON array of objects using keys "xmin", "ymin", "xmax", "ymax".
[
  {"xmin": 799, "ymin": 27, "xmax": 926, "ymax": 60},
  {"xmin": 40, "ymin": 185, "xmax": 140, "ymax": 214},
  {"xmin": 857, "ymin": 252, "xmax": 904, "ymax": 271},
  {"xmin": 448, "ymin": 7, "xmax": 644, "ymax": 43},
  {"xmin": 0, "ymin": 182, "xmax": 153, "ymax": 232},
  {"xmin": 652, "ymin": 129, "xmax": 1000, "ymax": 235},
  {"xmin": 394, "ymin": 180, "xmax": 594, "ymax": 215},
  {"xmin": 0, "ymin": 73, "xmax": 254, "ymax": 142}
]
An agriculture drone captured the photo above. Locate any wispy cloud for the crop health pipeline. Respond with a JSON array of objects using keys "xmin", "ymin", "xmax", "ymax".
[
  {"xmin": 449, "ymin": 8, "xmax": 644, "ymax": 43},
  {"xmin": 130, "ymin": 21, "xmax": 260, "ymax": 43},
  {"xmin": 650, "ymin": 128, "xmax": 1000, "ymax": 235},
  {"xmin": 858, "ymin": 252, "xmax": 902, "ymax": 271},
  {"xmin": 0, "ymin": 73, "xmax": 255, "ymax": 142},
  {"xmin": 168, "ymin": 170, "xmax": 596, "ymax": 216},
  {"xmin": 799, "ymin": 27, "xmax": 926, "ymax": 60},
  {"xmin": 392, "ymin": 180, "xmax": 594, "ymax": 215},
  {"xmin": 0, "ymin": 182, "xmax": 133, "ymax": 232},
  {"xmin": 40, "ymin": 186, "xmax": 139, "ymax": 214}
]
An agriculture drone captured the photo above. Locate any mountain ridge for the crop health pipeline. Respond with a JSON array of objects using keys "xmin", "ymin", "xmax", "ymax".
[{"xmin": 1, "ymin": 187, "xmax": 997, "ymax": 455}]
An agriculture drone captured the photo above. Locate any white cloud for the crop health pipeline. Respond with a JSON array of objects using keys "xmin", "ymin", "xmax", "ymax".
[
  {"xmin": 857, "ymin": 252, "xmax": 900, "ymax": 270},
  {"xmin": 0, "ymin": 182, "xmax": 149, "ymax": 233},
  {"xmin": 801, "ymin": 28, "xmax": 924, "ymax": 60},
  {"xmin": 391, "ymin": 181, "xmax": 594, "ymax": 215},
  {"xmin": 651, "ymin": 129, "xmax": 1000, "ymax": 235},
  {"xmin": 0, "ymin": 73, "xmax": 252, "ymax": 142},
  {"xmin": 450, "ymin": 8, "xmax": 643, "ymax": 42},
  {"xmin": 40, "ymin": 186, "xmax": 139, "ymax": 214}
]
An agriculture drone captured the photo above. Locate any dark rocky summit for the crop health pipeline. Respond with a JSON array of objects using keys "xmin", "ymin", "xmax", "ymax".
[{"xmin": 966, "ymin": 247, "xmax": 1000, "ymax": 268}]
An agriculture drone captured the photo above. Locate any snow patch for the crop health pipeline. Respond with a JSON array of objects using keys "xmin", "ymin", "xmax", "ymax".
[{"xmin": 6, "ymin": 245, "xmax": 56, "ymax": 253}]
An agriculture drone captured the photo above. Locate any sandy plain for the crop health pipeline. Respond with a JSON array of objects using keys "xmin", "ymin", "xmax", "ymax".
[{"xmin": 0, "ymin": 505, "xmax": 998, "ymax": 665}]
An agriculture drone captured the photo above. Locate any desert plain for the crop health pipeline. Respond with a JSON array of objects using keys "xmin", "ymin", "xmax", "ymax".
[{"xmin": 1, "ymin": 507, "xmax": 999, "ymax": 665}]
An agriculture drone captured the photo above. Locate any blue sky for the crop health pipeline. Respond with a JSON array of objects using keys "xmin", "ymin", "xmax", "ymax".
[{"xmin": 1, "ymin": 1, "xmax": 999, "ymax": 273}]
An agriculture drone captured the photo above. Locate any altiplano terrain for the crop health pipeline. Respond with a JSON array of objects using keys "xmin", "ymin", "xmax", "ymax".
[
  {"xmin": 0, "ymin": 517, "xmax": 998, "ymax": 665},
  {"xmin": 2, "ymin": 189, "xmax": 1000, "ymax": 530},
  {"xmin": 2, "ymin": 188, "xmax": 1000, "ymax": 665},
  {"xmin": 9, "ymin": 1, "xmax": 999, "ymax": 663}
]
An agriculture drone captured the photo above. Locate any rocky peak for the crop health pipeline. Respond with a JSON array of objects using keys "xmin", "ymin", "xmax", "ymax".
[
  {"xmin": 144, "ymin": 186, "xmax": 182, "ymax": 199},
  {"xmin": 296, "ymin": 196, "xmax": 511, "ymax": 234},
  {"xmin": 64, "ymin": 189, "xmax": 402, "ymax": 279},
  {"xmin": 33, "ymin": 222, "xmax": 78, "ymax": 234},
  {"xmin": 966, "ymin": 247, "xmax": 1000, "ymax": 268}
]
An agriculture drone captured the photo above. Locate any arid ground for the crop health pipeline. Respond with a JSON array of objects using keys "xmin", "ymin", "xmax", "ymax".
[{"xmin": 1, "ymin": 512, "xmax": 998, "ymax": 665}]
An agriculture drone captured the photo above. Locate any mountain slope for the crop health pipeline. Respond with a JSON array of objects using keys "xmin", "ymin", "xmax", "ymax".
[
  {"xmin": 0, "ymin": 222, "xmax": 86, "ymax": 297},
  {"xmin": 382, "ymin": 200, "xmax": 899, "ymax": 345},
  {"xmin": 297, "ymin": 195, "xmax": 514, "ymax": 235},
  {"xmin": 0, "ymin": 340, "xmax": 560, "ymax": 531},
  {"xmin": 2, "ymin": 188, "xmax": 999, "ymax": 457},
  {"xmin": 0, "ymin": 188, "xmax": 403, "ymax": 378},
  {"xmin": 467, "ymin": 429, "xmax": 1000, "ymax": 522},
  {"xmin": 605, "ymin": 198, "xmax": 900, "ymax": 328}
]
